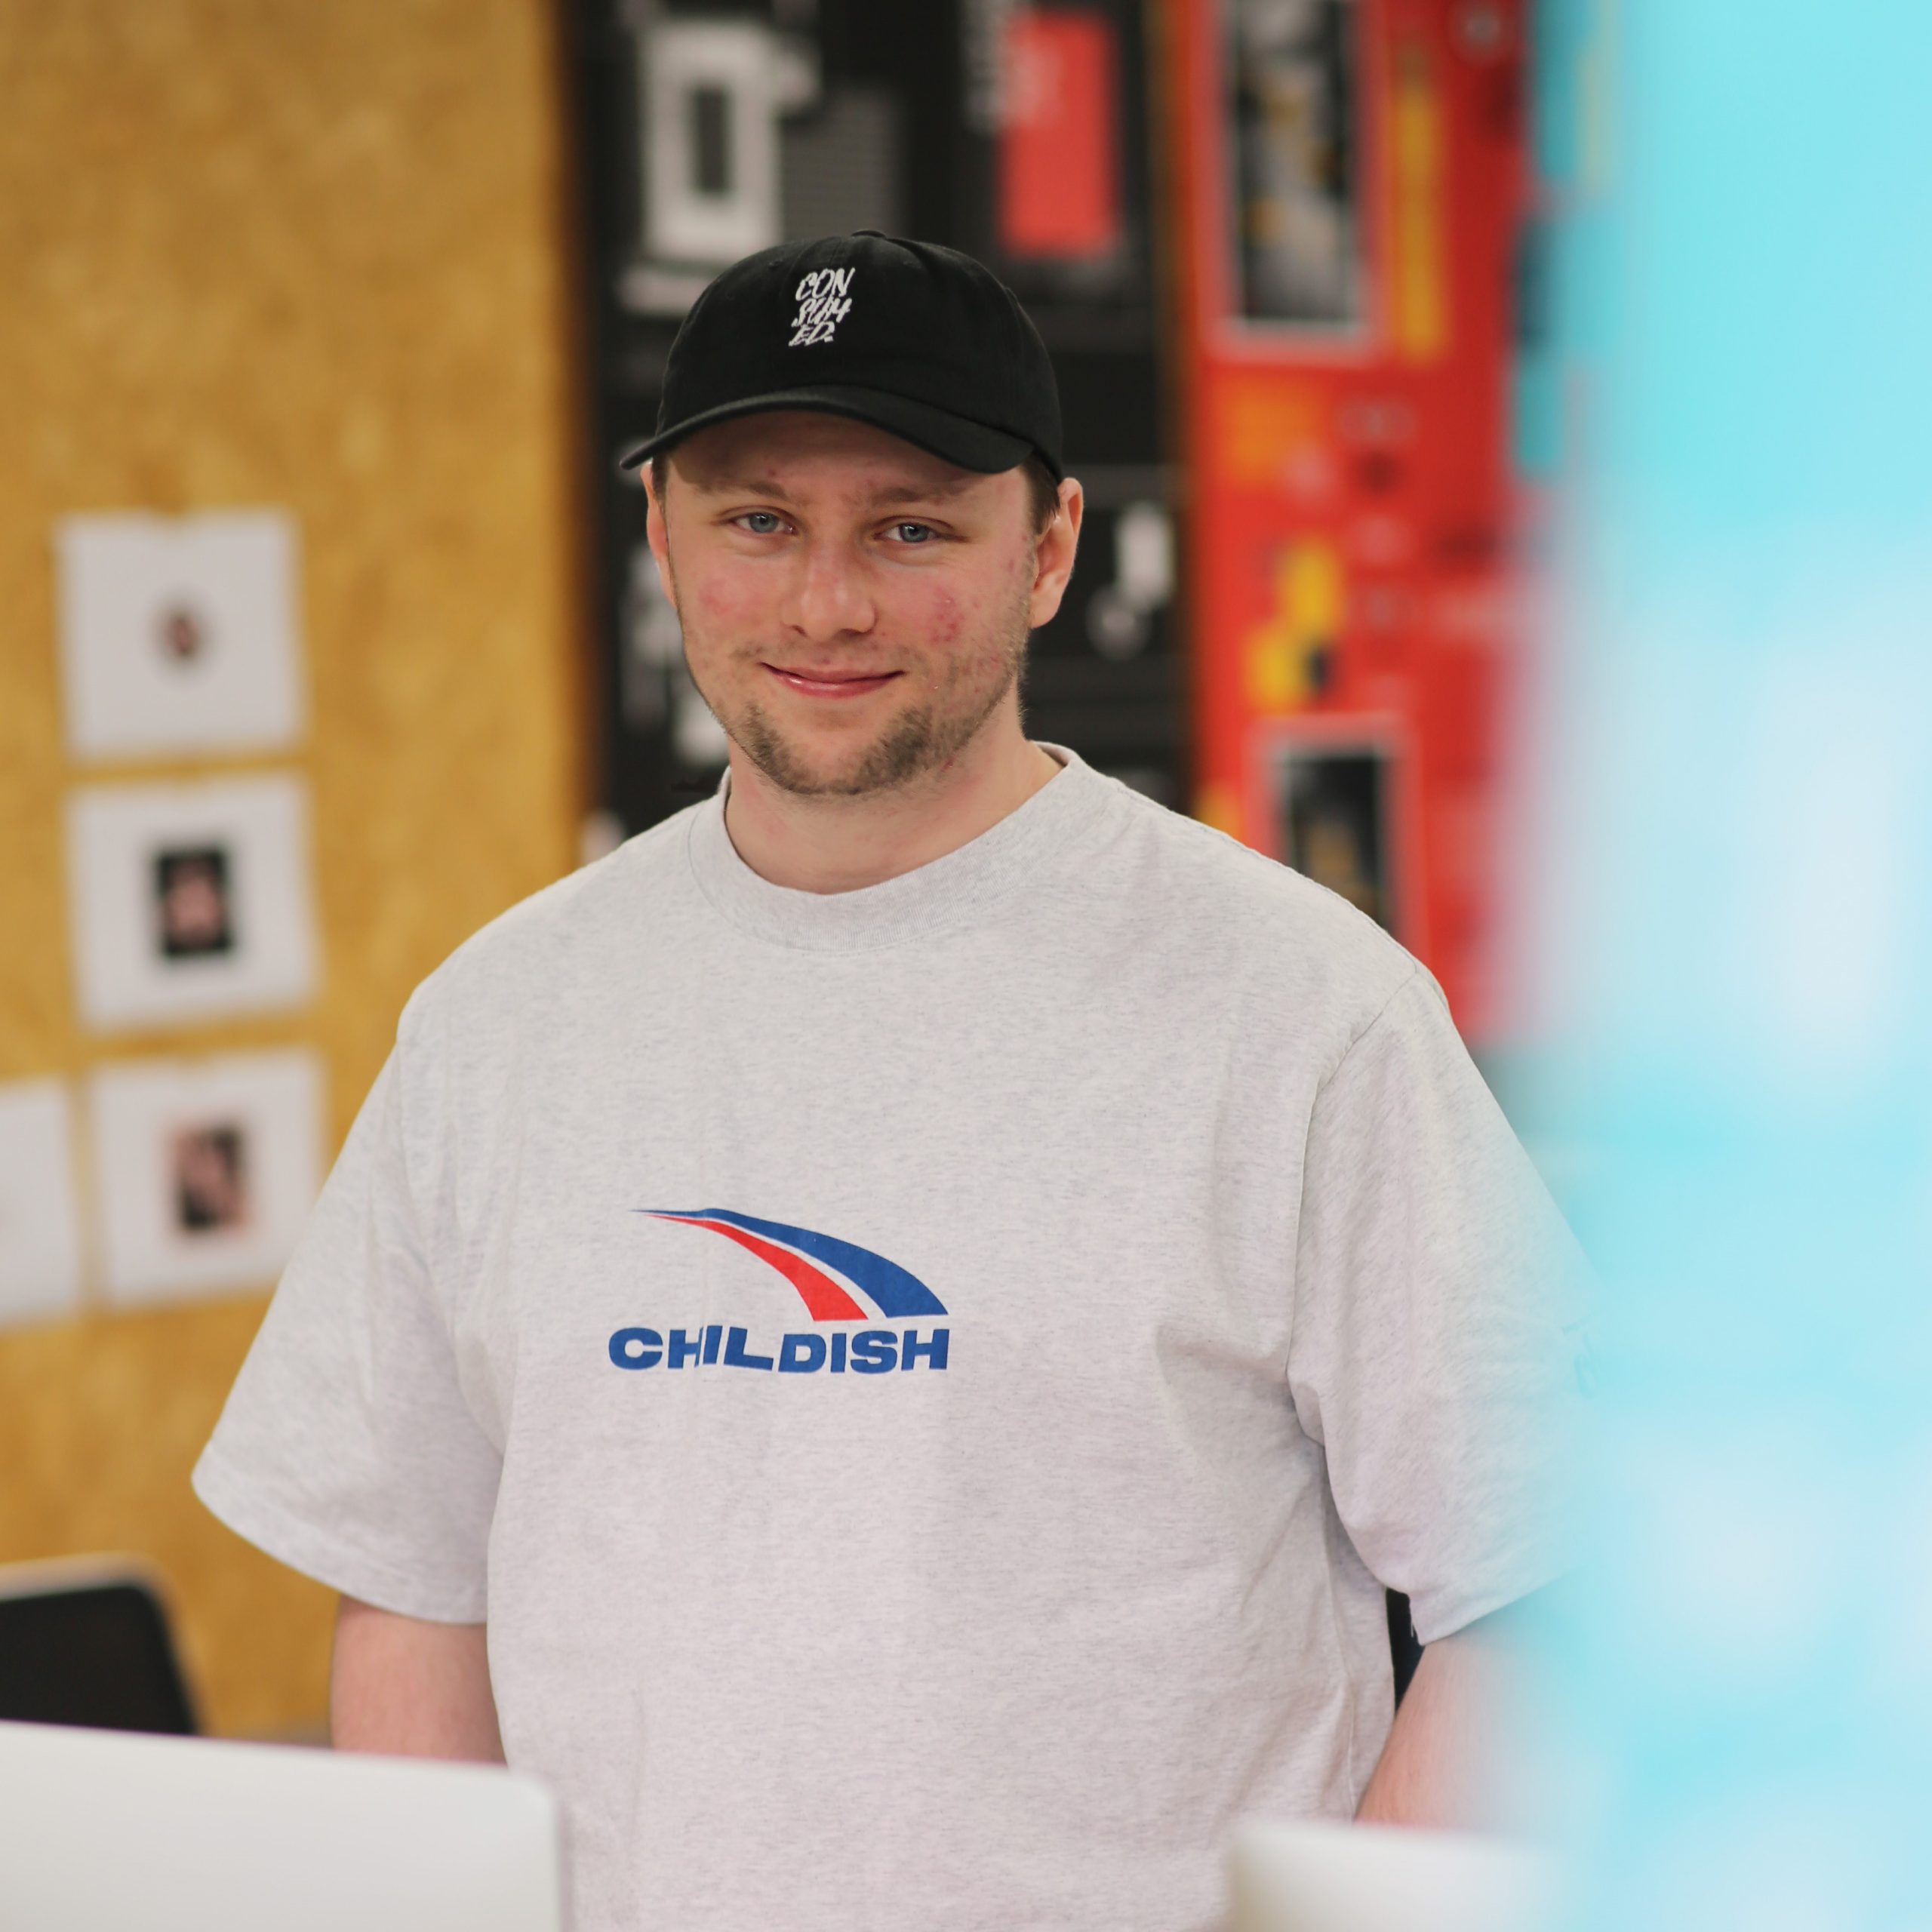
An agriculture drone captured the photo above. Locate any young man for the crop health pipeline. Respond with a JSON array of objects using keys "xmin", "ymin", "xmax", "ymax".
[{"xmin": 196, "ymin": 232, "xmax": 1583, "ymax": 1931}]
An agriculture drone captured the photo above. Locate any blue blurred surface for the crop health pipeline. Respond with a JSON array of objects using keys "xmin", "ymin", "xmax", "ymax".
[{"xmin": 1527, "ymin": 2, "xmax": 1932, "ymax": 1924}]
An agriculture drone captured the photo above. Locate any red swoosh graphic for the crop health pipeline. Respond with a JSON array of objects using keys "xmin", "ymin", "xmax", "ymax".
[{"xmin": 657, "ymin": 1215, "xmax": 869, "ymax": 1321}]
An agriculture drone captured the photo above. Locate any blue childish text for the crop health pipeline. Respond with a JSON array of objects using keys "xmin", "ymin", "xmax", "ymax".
[{"xmin": 608, "ymin": 1324, "xmax": 948, "ymax": 1374}]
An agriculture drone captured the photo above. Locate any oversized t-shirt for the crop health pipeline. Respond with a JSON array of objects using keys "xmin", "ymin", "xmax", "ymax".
[{"xmin": 194, "ymin": 749, "xmax": 1584, "ymax": 1932}]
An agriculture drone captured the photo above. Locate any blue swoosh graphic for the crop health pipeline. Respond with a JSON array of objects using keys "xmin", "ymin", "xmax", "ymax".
[{"xmin": 645, "ymin": 1208, "xmax": 947, "ymax": 1318}]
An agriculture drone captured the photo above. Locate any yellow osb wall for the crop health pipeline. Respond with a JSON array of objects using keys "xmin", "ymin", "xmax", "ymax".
[{"xmin": 0, "ymin": 1, "xmax": 585, "ymax": 1737}]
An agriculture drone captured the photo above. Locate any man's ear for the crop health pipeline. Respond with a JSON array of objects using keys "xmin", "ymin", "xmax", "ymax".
[
  {"xmin": 1027, "ymin": 477, "xmax": 1085, "ymax": 630},
  {"xmin": 642, "ymin": 462, "xmax": 673, "ymax": 590}
]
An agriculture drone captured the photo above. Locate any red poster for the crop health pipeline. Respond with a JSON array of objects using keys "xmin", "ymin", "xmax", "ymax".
[
  {"xmin": 1164, "ymin": 0, "xmax": 1534, "ymax": 1041},
  {"xmin": 998, "ymin": 10, "xmax": 1122, "ymax": 261}
]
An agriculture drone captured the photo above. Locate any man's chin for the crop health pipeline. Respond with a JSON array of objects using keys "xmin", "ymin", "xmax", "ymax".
[{"xmin": 734, "ymin": 709, "xmax": 940, "ymax": 800}]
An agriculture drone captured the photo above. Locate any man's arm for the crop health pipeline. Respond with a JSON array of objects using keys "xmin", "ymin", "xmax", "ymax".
[
  {"xmin": 1355, "ymin": 1617, "xmax": 1518, "ymax": 1828},
  {"xmin": 330, "ymin": 1596, "xmax": 505, "ymax": 1761}
]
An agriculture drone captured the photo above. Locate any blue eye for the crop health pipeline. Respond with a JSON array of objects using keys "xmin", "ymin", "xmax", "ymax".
[
  {"xmin": 888, "ymin": 522, "xmax": 935, "ymax": 544},
  {"xmin": 739, "ymin": 512, "xmax": 784, "ymax": 535}
]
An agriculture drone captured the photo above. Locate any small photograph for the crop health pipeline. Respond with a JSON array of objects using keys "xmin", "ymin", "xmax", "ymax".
[
  {"xmin": 155, "ymin": 598, "xmax": 211, "ymax": 665},
  {"xmin": 67, "ymin": 775, "xmax": 318, "ymax": 1032},
  {"xmin": 171, "ymin": 1121, "xmax": 250, "ymax": 1234},
  {"xmin": 152, "ymin": 846, "xmax": 234, "ymax": 959},
  {"xmin": 1272, "ymin": 740, "xmax": 1397, "ymax": 934},
  {"xmin": 88, "ymin": 1049, "xmax": 323, "ymax": 1308},
  {"xmin": 55, "ymin": 509, "xmax": 304, "ymax": 761}
]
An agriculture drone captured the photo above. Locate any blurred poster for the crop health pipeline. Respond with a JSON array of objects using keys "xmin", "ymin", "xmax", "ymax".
[
  {"xmin": 88, "ymin": 1050, "xmax": 323, "ymax": 1307},
  {"xmin": 998, "ymin": 8, "xmax": 1122, "ymax": 263},
  {"xmin": 0, "ymin": 1079, "xmax": 84, "ymax": 1329},
  {"xmin": 641, "ymin": 19, "xmax": 783, "ymax": 269},
  {"xmin": 66, "ymin": 775, "xmax": 320, "ymax": 1031},
  {"xmin": 1083, "ymin": 500, "xmax": 1174, "ymax": 660},
  {"xmin": 621, "ymin": 543, "xmax": 728, "ymax": 767},
  {"xmin": 1226, "ymin": 0, "xmax": 1364, "ymax": 326},
  {"xmin": 56, "ymin": 510, "xmax": 304, "ymax": 761},
  {"xmin": 1272, "ymin": 737, "xmax": 1395, "ymax": 932}
]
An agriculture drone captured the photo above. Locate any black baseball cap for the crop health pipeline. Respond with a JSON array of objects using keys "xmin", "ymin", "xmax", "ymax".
[{"xmin": 620, "ymin": 231, "xmax": 1063, "ymax": 482}]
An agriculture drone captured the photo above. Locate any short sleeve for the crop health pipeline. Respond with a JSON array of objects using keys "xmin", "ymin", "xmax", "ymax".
[
  {"xmin": 192, "ymin": 1036, "xmax": 500, "ymax": 1623},
  {"xmin": 1286, "ymin": 971, "xmax": 1589, "ymax": 1645}
]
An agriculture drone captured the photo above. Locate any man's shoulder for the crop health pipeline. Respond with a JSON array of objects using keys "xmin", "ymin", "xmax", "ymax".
[
  {"xmin": 402, "ymin": 804, "xmax": 702, "ymax": 1026},
  {"xmin": 1094, "ymin": 780, "xmax": 1419, "ymax": 1014}
]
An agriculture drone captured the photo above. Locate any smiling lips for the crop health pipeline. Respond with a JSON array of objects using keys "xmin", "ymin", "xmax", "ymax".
[{"xmin": 764, "ymin": 664, "xmax": 903, "ymax": 699}]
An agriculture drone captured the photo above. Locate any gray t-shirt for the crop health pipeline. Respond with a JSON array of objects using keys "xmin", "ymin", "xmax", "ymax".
[{"xmin": 195, "ymin": 750, "xmax": 1583, "ymax": 1932}]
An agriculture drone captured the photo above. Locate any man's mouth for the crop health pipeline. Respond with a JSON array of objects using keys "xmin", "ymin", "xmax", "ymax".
[{"xmin": 762, "ymin": 664, "xmax": 903, "ymax": 700}]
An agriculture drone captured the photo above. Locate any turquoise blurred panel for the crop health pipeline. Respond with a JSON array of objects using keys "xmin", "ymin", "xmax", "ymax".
[{"xmin": 1527, "ymin": 0, "xmax": 1932, "ymax": 1924}]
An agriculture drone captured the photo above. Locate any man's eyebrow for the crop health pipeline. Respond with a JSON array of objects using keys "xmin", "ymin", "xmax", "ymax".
[
  {"xmin": 861, "ymin": 472, "xmax": 977, "ymax": 507},
  {"xmin": 680, "ymin": 470, "xmax": 799, "ymax": 502},
  {"xmin": 680, "ymin": 469, "xmax": 980, "ymax": 509}
]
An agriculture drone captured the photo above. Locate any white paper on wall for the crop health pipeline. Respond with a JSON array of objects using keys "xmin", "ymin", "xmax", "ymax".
[
  {"xmin": 67, "ymin": 774, "xmax": 321, "ymax": 1032},
  {"xmin": 88, "ymin": 1049, "xmax": 325, "ymax": 1307},
  {"xmin": 0, "ymin": 1079, "xmax": 85, "ymax": 1328},
  {"xmin": 56, "ymin": 509, "xmax": 304, "ymax": 760},
  {"xmin": 644, "ymin": 19, "xmax": 783, "ymax": 264}
]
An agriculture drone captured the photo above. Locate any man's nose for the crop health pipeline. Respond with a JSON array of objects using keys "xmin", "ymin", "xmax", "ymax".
[{"xmin": 780, "ymin": 537, "xmax": 876, "ymax": 641}]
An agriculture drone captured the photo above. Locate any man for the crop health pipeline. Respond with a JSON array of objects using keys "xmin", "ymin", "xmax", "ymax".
[{"xmin": 195, "ymin": 232, "xmax": 1581, "ymax": 1930}]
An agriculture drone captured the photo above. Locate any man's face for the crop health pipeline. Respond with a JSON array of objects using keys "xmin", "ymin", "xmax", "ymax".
[{"xmin": 645, "ymin": 411, "xmax": 1069, "ymax": 798}]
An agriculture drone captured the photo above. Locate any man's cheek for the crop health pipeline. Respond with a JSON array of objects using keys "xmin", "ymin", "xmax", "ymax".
[
  {"xmin": 694, "ymin": 574, "xmax": 763, "ymax": 634},
  {"xmin": 913, "ymin": 591, "xmax": 998, "ymax": 688},
  {"xmin": 924, "ymin": 589, "xmax": 966, "ymax": 648}
]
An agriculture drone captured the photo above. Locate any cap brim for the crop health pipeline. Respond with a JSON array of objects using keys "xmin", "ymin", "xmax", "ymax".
[{"xmin": 619, "ymin": 384, "xmax": 1041, "ymax": 478}]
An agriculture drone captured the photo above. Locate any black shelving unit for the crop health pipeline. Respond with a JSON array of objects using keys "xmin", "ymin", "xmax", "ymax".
[{"xmin": 563, "ymin": 0, "xmax": 1185, "ymax": 838}]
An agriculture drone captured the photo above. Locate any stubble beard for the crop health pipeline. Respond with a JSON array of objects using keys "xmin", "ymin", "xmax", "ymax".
[{"xmin": 700, "ymin": 583, "xmax": 1033, "ymax": 801}]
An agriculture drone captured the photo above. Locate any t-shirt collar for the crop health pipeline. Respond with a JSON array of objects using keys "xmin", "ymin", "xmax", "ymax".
[{"xmin": 685, "ymin": 744, "xmax": 1113, "ymax": 951}]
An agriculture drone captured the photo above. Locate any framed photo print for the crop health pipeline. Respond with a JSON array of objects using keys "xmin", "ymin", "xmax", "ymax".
[
  {"xmin": 66, "ymin": 775, "xmax": 320, "ymax": 1032},
  {"xmin": 55, "ymin": 509, "xmax": 305, "ymax": 761},
  {"xmin": 87, "ymin": 1049, "xmax": 324, "ymax": 1307}
]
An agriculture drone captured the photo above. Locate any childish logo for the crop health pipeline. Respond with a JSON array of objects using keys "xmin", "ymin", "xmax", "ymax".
[
  {"xmin": 789, "ymin": 268, "xmax": 854, "ymax": 346},
  {"xmin": 610, "ymin": 1208, "xmax": 949, "ymax": 1376}
]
